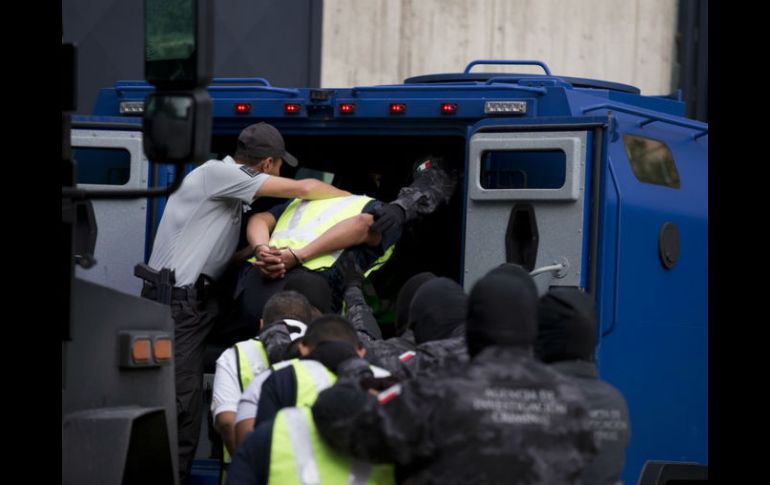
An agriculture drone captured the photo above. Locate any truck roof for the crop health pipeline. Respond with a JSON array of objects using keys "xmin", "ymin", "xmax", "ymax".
[{"xmin": 89, "ymin": 60, "xmax": 705, "ymax": 139}]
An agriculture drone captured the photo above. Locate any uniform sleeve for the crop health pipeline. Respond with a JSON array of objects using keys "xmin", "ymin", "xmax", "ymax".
[
  {"xmin": 226, "ymin": 419, "xmax": 273, "ymax": 485},
  {"xmin": 312, "ymin": 378, "xmax": 437, "ymax": 465},
  {"xmin": 211, "ymin": 349, "xmax": 242, "ymax": 417},
  {"xmin": 255, "ymin": 367, "xmax": 297, "ymax": 426},
  {"xmin": 204, "ymin": 163, "xmax": 270, "ymax": 203},
  {"xmin": 344, "ymin": 286, "xmax": 383, "ymax": 342},
  {"xmin": 235, "ymin": 370, "xmax": 273, "ymax": 424}
]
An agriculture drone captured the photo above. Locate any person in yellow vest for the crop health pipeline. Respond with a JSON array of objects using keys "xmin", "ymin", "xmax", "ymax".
[
  {"xmin": 227, "ymin": 405, "xmax": 395, "ymax": 485},
  {"xmin": 238, "ymin": 157, "xmax": 456, "ymax": 326},
  {"xmin": 211, "ymin": 290, "xmax": 314, "ymax": 484},
  {"xmin": 226, "ymin": 315, "xmax": 395, "ymax": 485},
  {"xmin": 236, "ymin": 315, "xmax": 389, "ymax": 440}
]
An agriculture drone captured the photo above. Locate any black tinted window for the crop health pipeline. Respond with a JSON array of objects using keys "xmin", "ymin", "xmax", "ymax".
[
  {"xmin": 623, "ymin": 134, "xmax": 680, "ymax": 188},
  {"xmin": 481, "ymin": 150, "xmax": 566, "ymax": 189},
  {"xmin": 74, "ymin": 148, "xmax": 131, "ymax": 185}
]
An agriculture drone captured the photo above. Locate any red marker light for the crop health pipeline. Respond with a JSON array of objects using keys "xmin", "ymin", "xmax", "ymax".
[
  {"xmin": 441, "ymin": 103, "xmax": 458, "ymax": 115},
  {"xmin": 234, "ymin": 103, "xmax": 251, "ymax": 114},
  {"xmin": 389, "ymin": 103, "xmax": 407, "ymax": 114},
  {"xmin": 339, "ymin": 103, "xmax": 356, "ymax": 114},
  {"xmin": 284, "ymin": 103, "xmax": 301, "ymax": 114}
]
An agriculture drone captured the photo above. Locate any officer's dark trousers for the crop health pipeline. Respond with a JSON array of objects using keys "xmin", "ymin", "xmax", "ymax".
[{"xmin": 142, "ymin": 286, "xmax": 218, "ymax": 485}]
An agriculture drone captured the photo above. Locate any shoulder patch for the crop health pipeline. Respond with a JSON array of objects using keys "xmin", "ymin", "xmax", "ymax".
[
  {"xmin": 240, "ymin": 165, "xmax": 260, "ymax": 178},
  {"xmin": 377, "ymin": 384, "xmax": 402, "ymax": 405},
  {"xmin": 398, "ymin": 350, "xmax": 417, "ymax": 362}
]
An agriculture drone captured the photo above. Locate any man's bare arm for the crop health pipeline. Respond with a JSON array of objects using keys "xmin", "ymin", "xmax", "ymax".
[
  {"xmin": 255, "ymin": 176, "xmax": 350, "ymax": 200},
  {"xmin": 215, "ymin": 412, "xmax": 237, "ymax": 455},
  {"xmin": 294, "ymin": 213, "xmax": 381, "ymax": 263},
  {"xmin": 235, "ymin": 418, "xmax": 256, "ymax": 449},
  {"xmin": 246, "ymin": 212, "xmax": 285, "ymax": 277}
]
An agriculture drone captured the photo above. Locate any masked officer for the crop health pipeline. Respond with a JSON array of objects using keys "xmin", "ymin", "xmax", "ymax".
[
  {"xmin": 536, "ymin": 287, "xmax": 631, "ymax": 485},
  {"xmin": 339, "ymin": 253, "xmax": 467, "ymax": 379},
  {"xmin": 137, "ymin": 122, "xmax": 350, "ymax": 483},
  {"xmin": 312, "ymin": 265, "xmax": 598, "ymax": 484}
]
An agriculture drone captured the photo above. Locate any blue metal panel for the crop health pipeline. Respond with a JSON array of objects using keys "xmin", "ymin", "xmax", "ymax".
[
  {"xmin": 580, "ymin": 132, "xmax": 594, "ymax": 289},
  {"xmin": 596, "ymin": 113, "xmax": 708, "ymax": 483}
]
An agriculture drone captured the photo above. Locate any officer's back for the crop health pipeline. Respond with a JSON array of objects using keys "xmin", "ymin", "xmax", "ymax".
[
  {"xmin": 313, "ymin": 265, "xmax": 598, "ymax": 484},
  {"xmin": 536, "ymin": 287, "xmax": 631, "ymax": 485}
]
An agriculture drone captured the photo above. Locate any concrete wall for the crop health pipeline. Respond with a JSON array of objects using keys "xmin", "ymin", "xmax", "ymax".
[
  {"xmin": 321, "ymin": 0, "xmax": 678, "ymax": 96},
  {"xmin": 63, "ymin": 0, "xmax": 322, "ymax": 115}
]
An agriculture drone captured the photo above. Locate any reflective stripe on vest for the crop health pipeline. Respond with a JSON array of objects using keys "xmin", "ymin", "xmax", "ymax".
[
  {"xmin": 236, "ymin": 339, "xmax": 270, "ymax": 389},
  {"xmin": 272, "ymin": 195, "xmax": 372, "ymax": 270},
  {"xmin": 222, "ymin": 339, "xmax": 271, "ymax": 476},
  {"xmin": 268, "ymin": 407, "xmax": 395, "ymax": 485},
  {"xmin": 290, "ymin": 360, "xmax": 337, "ymax": 407}
]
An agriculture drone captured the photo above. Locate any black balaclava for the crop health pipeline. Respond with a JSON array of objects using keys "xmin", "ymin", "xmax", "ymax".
[
  {"xmin": 306, "ymin": 340, "xmax": 360, "ymax": 374},
  {"xmin": 535, "ymin": 287, "xmax": 597, "ymax": 363},
  {"xmin": 410, "ymin": 277, "xmax": 467, "ymax": 345},
  {"xmin": 284, "ymin": 270, "xmax": 333, "ymax": 314},
  {"xmin": 395, "ymin": 272, "xmax": 436, "ymax": 336},
  {"xmin": 466, "ymin": 266, "xmax": 539, "ymax": 357}
]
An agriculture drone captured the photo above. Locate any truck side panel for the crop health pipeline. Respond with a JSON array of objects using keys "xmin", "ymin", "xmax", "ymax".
[{"xmin": 596, "ymin": 117, "xmax": 708, "ymax": 483}]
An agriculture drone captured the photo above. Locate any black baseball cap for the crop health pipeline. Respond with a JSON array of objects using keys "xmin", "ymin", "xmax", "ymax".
[{"xmin": 237, "ymin": 122, "xmax": 298, "ymax": 167}]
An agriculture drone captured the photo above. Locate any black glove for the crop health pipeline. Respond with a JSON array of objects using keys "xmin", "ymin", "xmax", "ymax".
[
  {"xmin": 368, "ymin": 203, "xmax": 406, "ymax": 235},
  {"xmin": 338, "ymin": 252, "xmax": 365, "ymax": 289}
]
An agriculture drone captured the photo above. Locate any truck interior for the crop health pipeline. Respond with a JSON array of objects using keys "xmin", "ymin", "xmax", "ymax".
[{"xmin": 210, "ymin": 132, "xmax": 467, "ymax": 328}]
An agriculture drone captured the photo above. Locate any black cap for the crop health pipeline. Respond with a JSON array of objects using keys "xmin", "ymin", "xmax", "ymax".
[{"xmin": 237, "ymin": 122, "xmax": 298, "ymax": 167}]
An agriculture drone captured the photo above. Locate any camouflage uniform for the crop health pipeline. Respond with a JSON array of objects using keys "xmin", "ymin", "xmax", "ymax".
[
  {"xmin": 551, "ymin": 361, "xmax": 631, "ymax": 485},
  {"xmin": 313, "ymin": 345, "xmax": 598, "ymax": 485},
  {"xmin": 344, "ymin": 285, "xmax": 468, "ymax": 380}
]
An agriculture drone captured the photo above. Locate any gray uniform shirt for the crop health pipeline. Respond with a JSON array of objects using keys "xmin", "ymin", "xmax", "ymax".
[{"xmin": 148, "ymin": 156, "xmax": 269, "ymax": 286}]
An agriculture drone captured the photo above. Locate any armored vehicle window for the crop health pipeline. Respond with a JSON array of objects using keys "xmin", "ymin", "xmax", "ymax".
[
  {"xmin": 73, "ymin": 147, "xmax": 131, "ymax": 185},
  {"xmin": 623, "ymin": 134, "xmax": 680, "ymax": 188},
  {"xmin": 296, "ymin": 167, "xmax": 334, "ymax": 184},
  {"xmin": 480, "ymin": 150, "xmax": 566, "ymax": 189}
]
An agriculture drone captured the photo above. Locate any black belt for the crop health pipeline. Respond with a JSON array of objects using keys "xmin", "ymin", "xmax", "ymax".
[{"xmin": 142, "ymin": 283, "xmax": 196, "ymax": 303}]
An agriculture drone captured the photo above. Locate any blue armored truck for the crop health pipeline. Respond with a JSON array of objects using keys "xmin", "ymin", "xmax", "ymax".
[{"xmin": 69, "ymin": 60, "xmax": 708, "ymax": 484}]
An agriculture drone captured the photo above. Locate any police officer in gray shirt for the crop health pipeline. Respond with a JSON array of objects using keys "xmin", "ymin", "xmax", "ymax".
[
  {"xmin": 140, "ymin": 122, "xmax": 350, "ymax": 484},
  {"xmin": 536, "ymin": 287, "xmax": 631, "ymax": 485}
]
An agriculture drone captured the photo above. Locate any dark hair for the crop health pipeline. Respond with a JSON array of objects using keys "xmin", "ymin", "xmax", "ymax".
[
  {"xmin": 262, "ymin": 290, "xmax": 313, "ymax": 327},
  {"xmin": 234, "ymin": 148, "xmax": 268, "ymax": 167},
  {"xmin": 302, "ymin": 314, "xmax": 360, "ymax": 350}
]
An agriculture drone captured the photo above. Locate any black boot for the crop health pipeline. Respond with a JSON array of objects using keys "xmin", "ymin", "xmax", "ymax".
[{"xmin": 392, "ymin": 158, "xmax": 457, "ymax": 221}]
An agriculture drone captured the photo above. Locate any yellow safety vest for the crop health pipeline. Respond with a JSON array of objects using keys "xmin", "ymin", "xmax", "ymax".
[
  {"xmin": 289, "ymin": 359, "xmax": 338, "ymax": 406},
  {"xmin": 248, "ymin": 195, "xmax": 395, "ymax": 276},
  {"xmin": 220, "ymin": 339, "xmax": 270, "ymax": 483},
  {"xmin": 268, "ymin": 407, "xmax": 395, "ymax": 485}
]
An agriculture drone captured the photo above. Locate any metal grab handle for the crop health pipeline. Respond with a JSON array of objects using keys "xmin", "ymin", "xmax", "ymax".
[
  {"xmin": 530, "ymin": 264, "xmax": 564, "ymax": 277},
  {"xmin": 530, "ymin": 258, "xmax": 569, "ymax": 279},
  {"xmin": 210, "ymin": 77, "xmax": 272, "ymax": 86},
  {"xmin": 464, "ymin": 60, "xmax": 553, "ymax": 76}
]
